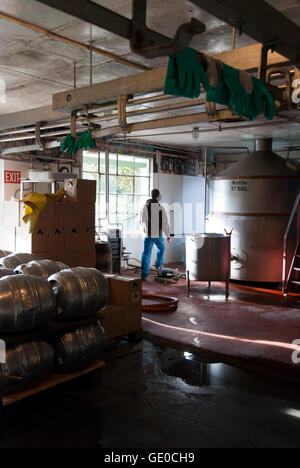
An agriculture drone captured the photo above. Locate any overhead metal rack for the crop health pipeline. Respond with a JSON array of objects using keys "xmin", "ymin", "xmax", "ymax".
[{"xmin": 36, "ymin": 0, "xmax": 300, "ymax": 61}]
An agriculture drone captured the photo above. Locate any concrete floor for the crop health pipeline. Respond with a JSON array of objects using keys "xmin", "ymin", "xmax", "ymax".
[
  {"xmin": 131, "ymin": 266, "xmax": 300, "ymax": 378},
  {"xmin": 2, "ymin": 340, "xmax": 300, "ymax": 448}
]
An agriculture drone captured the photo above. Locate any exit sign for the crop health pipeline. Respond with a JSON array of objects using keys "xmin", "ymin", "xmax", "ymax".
[{"xmin": 4, "ymin": 171, "xmax": 21, "ymax": 184}]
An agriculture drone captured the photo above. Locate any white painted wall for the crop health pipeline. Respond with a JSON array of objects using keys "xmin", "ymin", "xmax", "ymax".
[
  {"xmin": 123, "ymin": 172, "xmax": 205, "ymax": 267},
  {"xmin": 0, "ymin": 160, "xmax": 30, "ymax": 201},
  {"xmin": 0, "ymin": 160, "xmax": 79, "ymax": 202}
]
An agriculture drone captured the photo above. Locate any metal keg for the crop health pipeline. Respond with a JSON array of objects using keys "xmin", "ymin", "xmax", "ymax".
[
  {"xmin": 15, "ymin": 259, "xmax": 69, "ymax": 279},
  {"xmin": 0, "ymin": 250, "xmax": 11, "ymax": 259},
  {"xmin": 186, "ymin": 233, "xmax": 231, "ymax": 282},
  {"xmin": 0, "ymin": 268, "xmax": 15, "ymax": 278},
  {"xmin": 55, "ymin": 322, "xmax": 106, "ymax": 371},
  {"xmin": 48, "ymin": 267, "xmax": 109, "ymax": 320},
  {"xmin": 0, "ymin": 253, "xmax": 41, "ymax": 270},
  {"xmin": 0, "ymin": 341, "xmax": 54, "ymax": 392},
  {"xmin": 0, "ymin": 275, "xmax": 55, "ymax": 334}
]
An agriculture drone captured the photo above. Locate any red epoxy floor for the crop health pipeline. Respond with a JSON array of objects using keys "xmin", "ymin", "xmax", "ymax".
[{"xmin": 125, "ymin": 266, "xmax": 300, "ymax": 379}]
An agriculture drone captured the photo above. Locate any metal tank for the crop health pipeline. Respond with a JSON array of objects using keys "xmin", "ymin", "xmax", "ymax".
[
  {"xmin": 186, "ymin": 233, "xmax": 231, "ymax": 281},
  {"xmin": 55, "ymin": 322, "xmax": 106, "ymax": 372},
  {"xmin": 207, "ymin": 139, "xmax": 300, "ymax": 282},
  {"xmin": 0, "ymin": 341, "xmax": 54, "ymax": 392},
  {"xmin": 15, "ymin": 260, "xmax": 69, "ymax": 279},
  {"xmin": 48, "ymin": 267, "xmax": 109, "ymax": 320},
  {"xmin": 0, "ymin": 253, "xmax": 41, "ymax": 270},
  {"xmin": 0, "ymin": 250, "xmax": 11, "ymax": 259},
  {"xmin": 0, "ymin": 269, "xmax": 15, "ymax": 278},
  {"xmin": 0, "ymin": 275, "xmax": 55, "ymax": 334}
]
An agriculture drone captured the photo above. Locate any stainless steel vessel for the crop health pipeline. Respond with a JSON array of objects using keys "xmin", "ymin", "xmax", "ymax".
[
  {"xmin": 186, "ymin": 233, "xmax": 231, "ymax": 282},
  {"xmin": 0, "ymin": 269, "xmax": 15, "ymax": 278},
  {"xmin": 48, "ymin": 267, "xmax": 109, "ymax": 320},
  {"xmin": 15, "ymin": 260, "xmax": 69, "ymax": 279},
  {"xmin": 0, "ymin": 250, "xmax": 11, "ymax": 259},
  {"xmin": 207, "ymin": 139, "xmax": 300, "ymax": 282},
  {"xmin": 0, "ymin": 341, "xmax": 54, "ymax": 392},
  {"xmin": 55, "ymin": 322, "xmax": 106, "ymax": 371},
  {"xmin": 0, "ymin": 275, "xmax": 55, "ymax": 334},
  {"xmin": 0, "ymin": 253, "xmax": 41, "ymax": 270}
]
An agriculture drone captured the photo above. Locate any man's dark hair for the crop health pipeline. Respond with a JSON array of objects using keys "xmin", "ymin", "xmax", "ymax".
[{"xmin": 151, "ymin": 189, "xmax": 160, "ymax": 200}]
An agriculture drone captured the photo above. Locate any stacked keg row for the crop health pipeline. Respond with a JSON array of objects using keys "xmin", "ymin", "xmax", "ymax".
[{"xmin": 0, "ymin": 252, "xmax": 108, "ymax": 392}]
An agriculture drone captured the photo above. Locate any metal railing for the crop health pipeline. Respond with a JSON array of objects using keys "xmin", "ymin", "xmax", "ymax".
[{"xmin": 282, "ymin": 191, "xmax": 300, "ymax": 293}]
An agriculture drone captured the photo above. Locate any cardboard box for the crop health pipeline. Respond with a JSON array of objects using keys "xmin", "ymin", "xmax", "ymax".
[
  {"xmin": 100, "ymin": 305, "xmax": 124, "ymax": 340},
  {"xmin": 15, "ymin": 226, "xmax": 50, "ymax": 254},
  {"xmin": 110, "ymin": 276, "xmax": 142, "ymax": 309},
  {"xmin": 35, "ymin": 202, "xmax": 56, "ymax": 229},
  {"xmin": 100, "ymin": 304, "xmax": 142, "ymax": 339},
  {"xmin": 18, "ymin": 200, "xmax": 95, "ymax": 230},
  {"xmin": 65, "ymin": 227, "xmax": 82, "ymax": 252},
  {"xmin": 64, "ymin": 179, "xmax": 96, "ymax": 203},
  {"xmin": 123, "ymin": 306, "xmax": 142, "ymax": 335},
  {"xmin": 4, "ymin": 198, "xmax": 96, "ymax": 267},
  {"xmin": 78, "ymin": 202, "xmax": 95, "ymax": 227},
  {"xmin": 49, "ymin": 226, "xmax": 66, "ymax": 253},
  {"xmin": 62, "ymin": 246, "xmax": 96, "ymax": 268},
  {"xmin": 103, "ymin": 274, "xmax": 117, "ymax": 304}
]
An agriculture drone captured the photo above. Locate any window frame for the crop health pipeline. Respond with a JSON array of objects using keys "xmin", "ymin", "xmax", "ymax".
[{"xmin": 82, "ymin": 150, "xmax": 152, "ymax": 233}]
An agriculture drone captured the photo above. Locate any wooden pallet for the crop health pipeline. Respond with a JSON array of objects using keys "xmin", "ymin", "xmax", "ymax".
[{"xmin": 2, "ymin": 360, "xmax": 105, "ymax": 407}]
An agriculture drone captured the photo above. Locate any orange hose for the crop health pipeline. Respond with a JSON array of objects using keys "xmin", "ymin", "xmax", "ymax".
[{"xmin": 142, "ymin": 294, "xmax": 179, "ymax": 312}]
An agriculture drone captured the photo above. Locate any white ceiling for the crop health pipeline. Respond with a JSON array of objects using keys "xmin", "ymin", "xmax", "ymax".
[{"xmin": 0, "ymin": 0, "xmax": 300, "ymax": 149}]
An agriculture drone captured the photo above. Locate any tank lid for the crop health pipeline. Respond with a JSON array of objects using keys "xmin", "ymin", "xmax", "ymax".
[
  {"xmin": 213, "ymin": 150, "xmax": 300, "ymax": 178},
  {"xmin": 186, "ymin": 233, "xmax": 227, "ymax": 238}
]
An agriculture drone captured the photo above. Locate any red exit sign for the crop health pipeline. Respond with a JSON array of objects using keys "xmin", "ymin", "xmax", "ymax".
[{"xmin": 4, "ymin": 170, "xmax": 21, "ymax": 184}]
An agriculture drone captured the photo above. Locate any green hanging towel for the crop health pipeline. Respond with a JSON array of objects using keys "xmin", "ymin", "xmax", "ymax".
[
  {"xmin": 164, "ymin": 47, "xmax": 210, "ymax": 99},
  {"xmin": 75, "ymin": 131, "xmax": 97, "ymax": 152},
  {"xmin": 251, "ymin": 77, "xmax": 276, "ymax": 121},
  {"xmin": 61, "ymin": 131, "xmax": 97, "ymax": 156},
  {"xmin": 213, "ymin": 64, "xmax": 275, "ymax": 121},
  {"xmin": 61, "ymin": 134, "xmax": 77, "ymax": 156},
  {"xmin": 164, "ymin": 47, "xmax": 275, "ymax": 121}
]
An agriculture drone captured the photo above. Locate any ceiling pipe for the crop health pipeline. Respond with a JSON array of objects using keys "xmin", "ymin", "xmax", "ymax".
[
  {"xmin": 0, "ymin": 12, "xmax": 148, "ymax": 72},
  {"xmin": 0, "ymin": 95, "xmax": 203, "ymax": 140},
  {"xmin": 0, "ymin": 154, "xmax": 74, "ymax": 164},
  {"xmin": 123, "ymin": 119, "xmax": 300, "ymax": 139}
]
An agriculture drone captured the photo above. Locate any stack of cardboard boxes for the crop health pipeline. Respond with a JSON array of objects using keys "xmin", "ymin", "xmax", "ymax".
[
  {"xmin": 101, "ymin": 275, "xmax": 142, "ymax": 339},
  {"xmin": 0, "ymin": 179, "xmax": 97, "ymax": 268}
]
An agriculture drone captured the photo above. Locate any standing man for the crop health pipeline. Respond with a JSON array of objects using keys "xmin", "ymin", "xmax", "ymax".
[{"xmin": 139, "ymin": 189, "xmax": 171, "ymax": 280}]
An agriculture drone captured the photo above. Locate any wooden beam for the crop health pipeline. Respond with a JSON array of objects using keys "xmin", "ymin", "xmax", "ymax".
[
  {"xmin": 53, "ymin": 44, "xmax": 289, "ymax": 113},
  {"xmin": 0, "ymin": 106, "xmax": 69, "ymax": 131},
  {"xmin": 0, "ymin": 45, "xmax": 290, "ymax": 132},
  {"xmin": 215, "ymin": 44, "xmax": 289, "ymax": 72},
  {"xmin": 191, "ymin": 0, "xmax": 300, "ymax": 61},
  {"xmin": 93, "ymin": 109, "xmax": 238, "ymax": 138},
  {"xmin": 53, "ymin": 68, "xmax": 167, "ymax": 112}
]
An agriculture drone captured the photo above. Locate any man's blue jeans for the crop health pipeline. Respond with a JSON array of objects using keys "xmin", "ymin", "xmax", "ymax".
[{"xmin": 141, "ymin": 237, "xmax": 165, "ymax": 279}]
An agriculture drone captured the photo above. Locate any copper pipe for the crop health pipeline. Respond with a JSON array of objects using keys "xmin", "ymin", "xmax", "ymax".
[{"xmin": 0, "ymin": 11, "xmax": 148, "ymax": 72}]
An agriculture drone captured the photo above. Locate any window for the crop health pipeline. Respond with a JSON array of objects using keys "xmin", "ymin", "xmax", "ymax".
[{"xmin": 83, "ymin": 151, "xmax": 151, "ymax": 232}]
